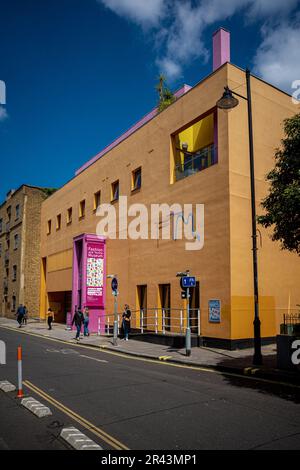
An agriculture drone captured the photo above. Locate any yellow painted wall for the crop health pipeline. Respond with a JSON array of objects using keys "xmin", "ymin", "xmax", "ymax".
[
  {"xmin": 227, "ymin": 65, "xmax": 300, "ymax": 340},
  {"xmin": 40, "ymin": 63, "xmax": 300, "ymax": 342},
  {"xmin": 40, "ymin": 63, "xmax": 232, "ymax": 340}
]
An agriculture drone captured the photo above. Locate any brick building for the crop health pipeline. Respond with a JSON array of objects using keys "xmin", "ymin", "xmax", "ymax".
[{"xmin": 0, "ymin": 185, "xmax": 53, "ymax": 318}]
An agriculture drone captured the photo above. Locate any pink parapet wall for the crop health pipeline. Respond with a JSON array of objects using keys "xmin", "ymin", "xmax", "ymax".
[
  {"xmin": 75, "ymin": 84, "xmax": 192, "ymax": 176},
  {"xmin": 72, "ymin": 234, "xmax": 106, "ymax": 334},
  {"xmin": 213, "ymin": 28, "xmax": 230, "ymax": 71}
]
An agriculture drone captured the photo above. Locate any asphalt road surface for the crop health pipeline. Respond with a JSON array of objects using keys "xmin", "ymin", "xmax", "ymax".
[{"xmin": 0, "ymin": 326, "xmax": 300, "ymax": 450}]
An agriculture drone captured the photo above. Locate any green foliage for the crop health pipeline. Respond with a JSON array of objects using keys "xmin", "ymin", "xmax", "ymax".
[
  {"xmin": 41, "ymin": 187, "xmax": 57, "ymax": 198},
  {"xmin": 258, "ymin": 113, "xmax": 300, "ymax": 254},
  {"xmin": 156, "ymin": 74, "xmax": 176, "ymax": 112}
]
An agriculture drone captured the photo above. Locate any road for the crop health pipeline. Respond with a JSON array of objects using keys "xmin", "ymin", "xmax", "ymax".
[{"xmin": 0, "ymin": 326, "xmax": 300, "ymax": 450}]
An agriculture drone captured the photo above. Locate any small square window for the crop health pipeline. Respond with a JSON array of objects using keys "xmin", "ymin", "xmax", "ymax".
[
  {"xmin": 56, "ymin": 214, "xmax": 61, "ymax": 230},
  {"xmin": 111, "ymin": 181, "xmax": 119, "ymax": 202},
  {"xmin": 79, "ymin": 200, "xmax": 86, "ymax": 218},
  {"xmin": 67, "ymin": 207, "xmax": 72, "ymax": 224},
  {"xmin": 132, "ymin": 167, "xmax": 142, "ymax": 191},
  {"xmin": 47, "ymin": 220, "xmax": 52, "ymax": 235},
  {"xmin": 93, "ymin": 191, "xmax": 101, "ymax": 211}
]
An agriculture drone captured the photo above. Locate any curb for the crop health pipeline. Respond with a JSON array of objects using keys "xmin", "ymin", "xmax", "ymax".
[
  {"xmin": 21, "ymin": 397, "xmax": 52, "ymax": 418},
  {"xmin": 97, "ymin": 344, "xmax": 300, "ymax": 387},
  {"xmin": 0, "ymin": 380, "xmax": 16, "ymax": 392},
  {"xmin": 60, "ymin": 427, "xmax": 102, "ymax": 450}
]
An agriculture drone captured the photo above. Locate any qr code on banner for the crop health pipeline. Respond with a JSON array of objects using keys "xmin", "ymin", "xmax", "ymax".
[{"xmin": 87, "ymin": 258, "xmax": 104, "ymax": 287}]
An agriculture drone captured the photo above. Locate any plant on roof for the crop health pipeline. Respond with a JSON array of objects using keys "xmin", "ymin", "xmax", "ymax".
[{"xmin": 156, "ymin": 74, "xmax": 176, "ymax": 113}]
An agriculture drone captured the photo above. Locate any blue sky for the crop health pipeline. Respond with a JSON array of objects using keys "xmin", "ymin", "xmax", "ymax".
[{"xmin": 0, "ymin": 0, "xmax": 299, "ymax": 201}]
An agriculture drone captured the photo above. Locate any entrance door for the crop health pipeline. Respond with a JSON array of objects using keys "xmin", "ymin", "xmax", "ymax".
[
  {"xmin": 159, "ymin": 284, "xmax": 171, "ymax": 331},
  {"xmin": 137, "ymin": 285, "xmax": 147, "ymax": 330}
]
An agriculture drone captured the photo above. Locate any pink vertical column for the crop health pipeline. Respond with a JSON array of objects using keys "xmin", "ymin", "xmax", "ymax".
[{"xmin": 213, "ymin": 28, "xmax": 230, "ymax": 71}]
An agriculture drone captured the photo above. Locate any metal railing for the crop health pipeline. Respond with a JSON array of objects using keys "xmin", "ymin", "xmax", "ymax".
[
  {"xmin": 284, "ymin": 313, "xmax": 300, "ymax": 325},
  {"xmin": 281, "ymin": 313, "xmax": 300, "ymax": 336},
  {"xmin": 175, "ymin": 144, "xmax": 216, "ymax": 181},
  {"xmin": 97, "ymin": 308, "xmax": 201, "ymax": 337}
]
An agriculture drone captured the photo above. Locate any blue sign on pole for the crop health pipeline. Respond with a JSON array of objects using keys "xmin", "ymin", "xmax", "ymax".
[
  {"xmin": 181, "ymin": 276, "xmax": 196, "ymax": 288},
  {"xmin": 111, "ymin": 277, "xmax": 118, "ymax": 292}
]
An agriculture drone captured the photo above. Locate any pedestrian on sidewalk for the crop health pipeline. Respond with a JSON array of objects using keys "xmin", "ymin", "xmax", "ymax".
[
  {"xmin": 122, "ymin": 304, "xmax": 131, "ymax": 341},
  {"xmin": 46, "ymin": 307, "xmax": 54, "ymax": 330},
  {"xmin": 72, "ymin": 307, "xmax": 84, "ymax": 341},
  {"xmin": 83, "ymin": 307, "xmax": 90, "ymax": 337},
  {"xmin": 16, "ymin": 304, "xmax": 25, "ymax": 328},
  {"xmin": 22, "ymin": 305, "xmax": 28, "ymax": 325}
]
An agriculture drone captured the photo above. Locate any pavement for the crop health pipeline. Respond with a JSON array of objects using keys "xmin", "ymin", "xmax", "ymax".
[{"xmin": 0, "ymin": 317, "xmax": 299, "ymax": 386}]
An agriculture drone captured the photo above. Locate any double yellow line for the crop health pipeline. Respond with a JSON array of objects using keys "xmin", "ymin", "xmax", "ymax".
[{"xmin": 23, "ymin": 380, "xmax": 129, "ymax": 451}]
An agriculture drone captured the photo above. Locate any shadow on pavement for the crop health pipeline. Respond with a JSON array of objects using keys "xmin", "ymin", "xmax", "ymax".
[{"xmin": 218, "ymin": 353, "xmax": 300, "ymax": 404}]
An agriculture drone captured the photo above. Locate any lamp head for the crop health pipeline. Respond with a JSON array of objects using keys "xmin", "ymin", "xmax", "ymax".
[{"xmin": 216, "ymin": 86, "xmax": 239, "ymax": 110}]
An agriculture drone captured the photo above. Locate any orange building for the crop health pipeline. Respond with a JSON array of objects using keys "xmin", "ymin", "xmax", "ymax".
[{"xmin": 39, "ymin": 29, "xmax": 300, "ymax": 349}]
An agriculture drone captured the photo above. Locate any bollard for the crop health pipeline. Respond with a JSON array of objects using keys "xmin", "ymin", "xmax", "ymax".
[
  {"xmin": 97, "ymin": 316, "xmax": 101, "ymax": 336},
  {"xmin": 17, "ymin": 346, "xmax": 24, "ymax": 398}
]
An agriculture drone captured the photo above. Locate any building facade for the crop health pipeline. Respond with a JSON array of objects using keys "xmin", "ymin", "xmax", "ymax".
[
  {"xmin": 39, "ymin": 33, "xmax": 300, "ymax": 349},
  {"xmin": 0, "ymin": 185, "xmax": 50, "ymax": 318}
]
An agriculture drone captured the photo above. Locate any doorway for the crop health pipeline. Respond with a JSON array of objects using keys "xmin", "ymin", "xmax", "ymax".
[{"xmin": 159, "ymin": 284, "xmax": 171, "ymax": 331}]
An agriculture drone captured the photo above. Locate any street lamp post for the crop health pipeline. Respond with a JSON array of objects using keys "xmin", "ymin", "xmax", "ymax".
[
  {"xmin": 216, "ymin": 69, "xmax": 263, "ymax": 366},
  {"xmin": 177, "ymin": 270, "xmax": 192, "ymax": 357}
]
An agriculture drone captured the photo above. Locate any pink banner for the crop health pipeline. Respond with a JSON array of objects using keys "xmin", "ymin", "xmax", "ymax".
[{"xmin": 86, "ymin": 242, "xmax": 104, "ymax": 307}]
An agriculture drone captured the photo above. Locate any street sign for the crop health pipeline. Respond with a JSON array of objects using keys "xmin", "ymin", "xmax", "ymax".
[
  {"xmin": 180, "ymin": 276, "xmax": 196, "ymax": 289},
  {"xmin": 111, "ymin": 277, "xmax": 118, "ymax": 292}
]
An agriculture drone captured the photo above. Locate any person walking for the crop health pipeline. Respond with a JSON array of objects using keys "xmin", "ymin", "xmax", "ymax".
[
  {"xmin": 72, "ymin": 307, "xmax": 84, "ymax": 341},
  {"xmin": 22, "ymin": 305, "xmax": 28, "ymax": 325},
  {"xmin": 83, "ymin": 307, "xmax": 90, "ymax": 337},
  {"xmin": 122, "ymin": 304, "xmax": 131, "ymax": 341},
  {"xmin": 46, "ymin": 307, "xmax": 54, "ymax": 330},
  {"xmin": 16, "ymin": 304, "xmax": 25, "ymax": 328}
]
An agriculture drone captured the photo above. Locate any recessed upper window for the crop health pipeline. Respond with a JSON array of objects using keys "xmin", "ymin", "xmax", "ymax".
[
  {"xmin": 56, "ymin": 214, "xmax": 61, "ymax": 231},
  {"xmin": 79, "ymin": 200, "xmax": 86, "ymax": 218},
  {"xmin": 173, "ymin": 111, "xmax": 216, "ymax": 182},
  {"xmin": 47, "ymin": 220, "xmax": 52, "ymax": 235},
  {"xmin": 93, "ymin": 191, "xmax": 101, "ymax": 211},
  {"xmin": 14, "ymin": 234, "xmax": 19, "ymax": 250},
  {"xmin": 132, "ymin": 167, "xmax": 142, "ymax": 192},
  {"xmin": 7, "ymin": 206, "xmax": 11, "ymax": 221},
  {"xmin": 67, "ymin": 207, "xmax": 72, "ymax": 224},
  {"xmin": 15, "ymin": 204, "xmax": 20, "ymax": 220},
  {"xmin": 12, "ymin": 265, "xmax": 17, "ymax": 281},
  {"xmin": 111, "ymin": 181, "xmax": 119, "ymax": 202}
]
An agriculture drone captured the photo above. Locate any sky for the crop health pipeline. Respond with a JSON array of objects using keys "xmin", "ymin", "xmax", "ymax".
[{"xmin": 0, "ymin": 0, "xmax": 300, "ymax": 201}]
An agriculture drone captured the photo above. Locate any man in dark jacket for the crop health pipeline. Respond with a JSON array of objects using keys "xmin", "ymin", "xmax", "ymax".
[
  {"xmin": 72, "ymin": 308, "xmax": 84, "ymax": 341},
  {"xmin": 16, "ymin": 304, "xmax": 26, "ymax": 328}
]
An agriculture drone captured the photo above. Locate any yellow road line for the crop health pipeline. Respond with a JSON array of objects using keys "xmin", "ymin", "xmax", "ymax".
[
  {"xmin": 1, "ymin": 324, "xmax": 300, "ymax": 389},
  {"xmin": 23, "ymin": 380, "xmax": 129, "ymax": 451}
]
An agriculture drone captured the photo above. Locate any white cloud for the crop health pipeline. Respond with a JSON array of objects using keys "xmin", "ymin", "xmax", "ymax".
[
  {"xmin": 253, "ymin": 20, "xmax": 300, "ymax": 92},
  {"xmin": 97, "ymin": 0, "xmax": 300, "ymax": 85},
  {"xmin": 98, "ymin": 0, "xmax": 168, "ymax": 27},
  {"xmin": 0, "ymin": 106, "xmax": 8, "ymax": 122},
  {"xmin": 156, "ymin": 57, "xmax": 183, "ymax": 81}
]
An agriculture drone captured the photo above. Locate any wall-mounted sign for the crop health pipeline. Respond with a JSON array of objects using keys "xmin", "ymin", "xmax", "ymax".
[
  {"xmin": 86, "ymin": 243, "xmax": 104, "ymax": 307},
  {"xmin": 209, "ymin": 299, "xmax": 221, "ymax": 323}
]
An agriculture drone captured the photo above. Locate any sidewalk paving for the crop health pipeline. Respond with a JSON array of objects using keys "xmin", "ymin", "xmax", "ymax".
[{"xmin": 0, "ymin": 317, "xmax": 299, "ymax": 385}]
